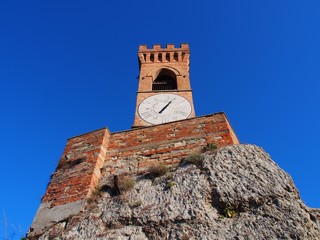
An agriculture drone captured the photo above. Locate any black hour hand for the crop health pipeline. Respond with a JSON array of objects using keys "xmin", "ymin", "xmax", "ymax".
[{"xmin": 158, "ymin": 101, "xmax": 172, "ymax": 114}]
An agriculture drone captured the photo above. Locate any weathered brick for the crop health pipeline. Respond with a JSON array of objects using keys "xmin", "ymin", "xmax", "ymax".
[{"xmin": 39, "ymin": 112, "xmax": 238, "ymax": 212}]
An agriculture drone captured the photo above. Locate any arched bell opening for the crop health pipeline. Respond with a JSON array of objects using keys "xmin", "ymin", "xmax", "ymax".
[{"xmin": 152, "ymin": 69, "xmax": 177, "ymax": 91}]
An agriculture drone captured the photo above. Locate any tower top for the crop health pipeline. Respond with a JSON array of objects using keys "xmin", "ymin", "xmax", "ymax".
[
  {"xmin": 138, "ymin": 43, "xmax": 189, "ymax": 52},
  {"xmin": 138, "ymin": 43, "xmax": 189, "ymax": 65}
]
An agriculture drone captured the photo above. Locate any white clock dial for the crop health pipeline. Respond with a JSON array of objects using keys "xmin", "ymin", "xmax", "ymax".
[{"xmin": 138, "ymin": 94, "xmax": 192, "ymax": 124}]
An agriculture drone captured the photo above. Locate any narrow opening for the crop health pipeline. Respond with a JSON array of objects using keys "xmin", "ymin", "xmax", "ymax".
[
  {"xmin": 173, "ymin": 52, "xmax": 178, "ymax": 61},
  {"xmin": 166, "ymin": 53, "xmax": 170, "ymax": 61},
  {"xmin": 143, "ymin": 53, "xmax": 147, "ymax": 61},
  {"xmin": 182, "ymin": 52, "xmax": 186, "ymax": 60},
  {"xmin": 150, "ymin": 53, "xmax": 154, "ymax": 62},
  {"xmin": 158, "ymin": 53, "xmax": 162, "ymax": 62}
]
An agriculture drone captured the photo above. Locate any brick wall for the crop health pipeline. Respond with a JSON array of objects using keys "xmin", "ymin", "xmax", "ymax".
[
  {"xmin": 40, "ymin": 113, "xmax": 238, "ymax": 209},
  {"xmin": 41, "ymin": 128, "xmax": 110, "ymax": 207},
  {"xmin": 30, "ymin": 113, "xmax": 238, "ymax": 234},
  {"xmin": 105, "ymin": 113, "xmax": 238, "ymax": 177}
]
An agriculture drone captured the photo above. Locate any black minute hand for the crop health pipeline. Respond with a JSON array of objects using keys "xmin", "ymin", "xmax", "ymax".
[{"xmin": 158, "ymin": 100, "xmax": 172, "ymax": 114}]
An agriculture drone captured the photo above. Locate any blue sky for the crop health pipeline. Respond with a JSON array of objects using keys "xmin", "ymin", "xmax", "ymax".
[{"xmin": 1, "ymin": 0, "xmax": 320, "ymax": 238}]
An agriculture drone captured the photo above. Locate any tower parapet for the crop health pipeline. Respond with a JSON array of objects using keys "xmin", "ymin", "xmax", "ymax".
[{"xmin": 138, "ymin": 43, "xmax": 189, "ymax": 64}]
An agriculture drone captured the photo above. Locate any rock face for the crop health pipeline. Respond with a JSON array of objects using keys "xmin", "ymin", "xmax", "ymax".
[{"xmin": 29, "ymin": 144, "xmax": 320, "ymax": 239}]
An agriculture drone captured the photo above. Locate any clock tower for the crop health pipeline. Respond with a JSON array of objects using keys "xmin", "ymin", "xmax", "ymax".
[
  {"xmin": 133, "ymin": 43, "xmax": 195, "ymax": 128},
  {"xmin": 28, "ymin": 42, "xmax": 239, "ymax": 238}
]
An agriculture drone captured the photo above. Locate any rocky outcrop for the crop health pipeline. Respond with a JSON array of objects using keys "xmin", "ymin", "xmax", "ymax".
[{"xmin": 29, "ymin": 144, "xmax": 320, "ymax": 239}]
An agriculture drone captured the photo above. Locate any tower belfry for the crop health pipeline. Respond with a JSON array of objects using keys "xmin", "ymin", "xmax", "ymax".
[{"xmin": 133, "ymin": 43, "xmax": 195, "ymax": 128}]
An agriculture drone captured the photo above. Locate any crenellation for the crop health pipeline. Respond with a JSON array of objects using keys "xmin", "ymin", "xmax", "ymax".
[
  {"xmin": 138, "ymin": 44, "xmax": 147, "ymax": 51},
  {"xmin": 180, "ymin": 43, "xmax": 189, "ymax": 49},
  {"xmin": 138, "ymin": 43, "xmax": 190, "ymax": 52},
  {"xmin": 166, "ymin": 43, "xmax": 175, "ymax": 49},
  {"xmin": 153, "ymin": 44, "xmax": 161, "ymax": 50}
]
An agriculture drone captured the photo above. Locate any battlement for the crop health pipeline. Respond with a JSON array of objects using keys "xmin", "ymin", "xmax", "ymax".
[
  {"xmin": 138, "ymin": 43, "xmax": 189, "ymax": 63},
  {"xmin": 139, "ymin": 43, "xmax": 189, "ymax": 51}
]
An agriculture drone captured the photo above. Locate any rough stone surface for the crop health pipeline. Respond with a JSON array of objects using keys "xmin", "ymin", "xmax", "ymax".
[
  {"xmin": 32, "ymin": 113, "xmax": 238, "ymax": 225},
  {"xmin": 30, "ymin": 200, "xmax": 85, "ymax": 235},
  {"xmin": 28, "ymin": 144, "xmax": 320, "ymax": 239}
]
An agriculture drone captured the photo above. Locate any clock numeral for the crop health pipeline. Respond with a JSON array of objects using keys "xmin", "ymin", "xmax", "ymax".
[
  {"xmin": 180, "ymin": 111, "xmax": 189, "ymax": 116},
  {"xmin": 141, "ymin": 111, "xmax": 153, "ymax": 119},
  {"xmin": 175, "ymin": 111, "xmax": 189, "ymax": 116},
  {"xmin": 161, "ymin": 118, "xmax": 170, "ymax": 123}
]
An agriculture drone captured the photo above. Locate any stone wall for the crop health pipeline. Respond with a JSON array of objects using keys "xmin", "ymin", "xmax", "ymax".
[
  {"xmin": 29, "ymin": 112, "xmax": 239, "ymax": 235},
  {"xmin": 29, "ymin": 145, "xmax": 320, "ymax": 240},
  {"xmin": 105, "ymin": 113, "xmax": 238, "ymax": 177}
]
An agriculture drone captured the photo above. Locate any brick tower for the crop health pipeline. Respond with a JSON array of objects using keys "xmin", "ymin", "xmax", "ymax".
[
  {"xmin": 133, "ymin": 43, "xmax": 195, "ymax": 128},
  {"xmin": 28, "ymin": 43, "xmax": 239, "ymax": 237}
]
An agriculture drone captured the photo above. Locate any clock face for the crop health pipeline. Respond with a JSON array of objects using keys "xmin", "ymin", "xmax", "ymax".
[{"xmin": 138, "ymin": 94, "xmax": 192, "ymax": 124}]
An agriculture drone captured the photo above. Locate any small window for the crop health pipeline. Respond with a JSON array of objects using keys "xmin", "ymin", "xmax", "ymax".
[
  {"xmin": 182, "ymin": 52, "xmax": 186, "ymax": 60},
  {"xmin": 158, "ymin": 53, "xmax": 162, "ymax": 62},
  {"xmin": 166, "ymin": 53, "xmax": 170, "ymax": 61},
  {"xmin": 173, "ymin": 52, "xmax": 178, "ymax": 61},
  {"xmin": 150, "ymin": 53, "xmax": 154, "ymax": 62}
]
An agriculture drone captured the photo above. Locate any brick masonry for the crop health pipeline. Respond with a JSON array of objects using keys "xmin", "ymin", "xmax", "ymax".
[
  {"xmin": 41, "ymin": 112, "xmax": 238, "ymax": 208},
  {"xmin": 133, "ymin": 43, "xmax": 195, "ymax": 127},
  {"xmin": 41, "ymin": 128, "xmax": 110, "ymax": 208},
  {"xmin": 30, "ymin": 113, "xmax": 238, "ymax": 234},
  {"xmin": 29, "ymin": 43, "xmax": 239, "ymax": 235}
]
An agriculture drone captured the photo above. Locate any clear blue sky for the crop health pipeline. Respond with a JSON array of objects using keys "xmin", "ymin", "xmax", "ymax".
[{"xmin": 1, "ymin": 0, "xmax": 320, "ymax": 238}]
